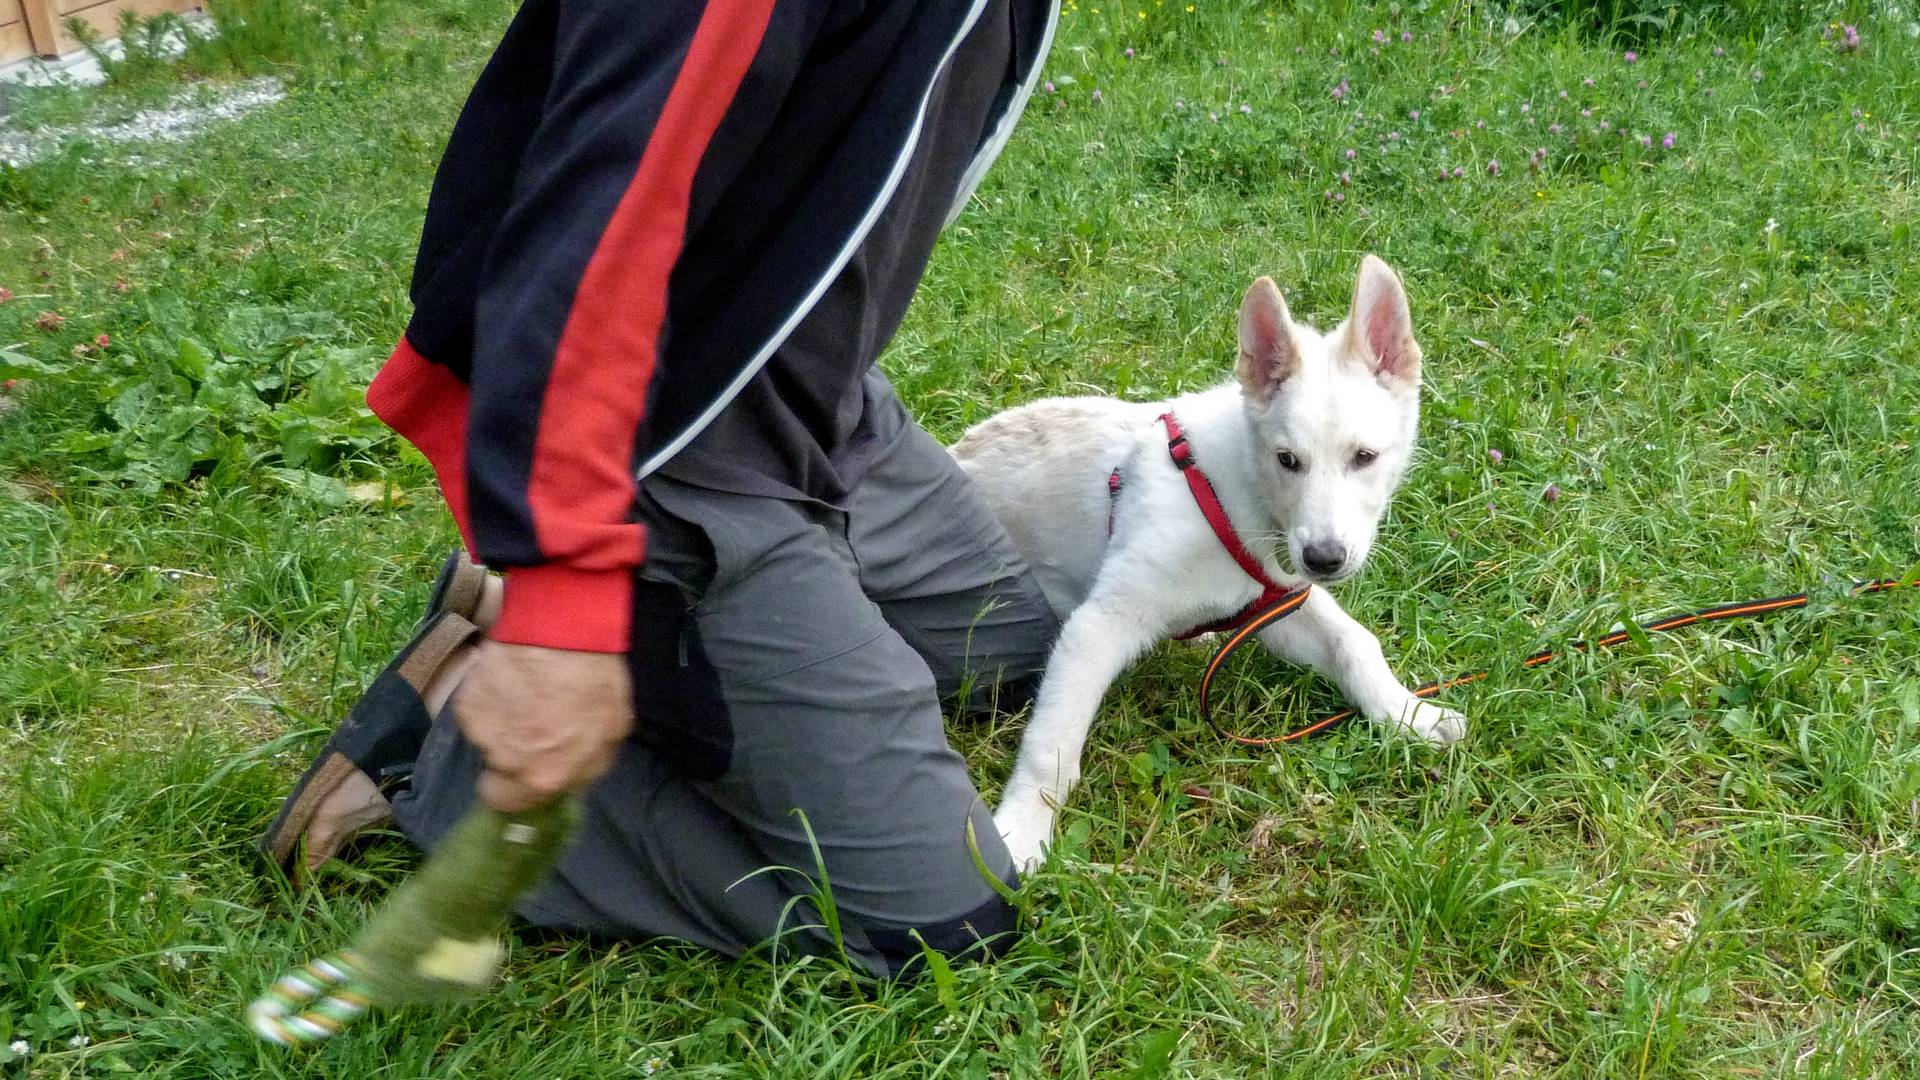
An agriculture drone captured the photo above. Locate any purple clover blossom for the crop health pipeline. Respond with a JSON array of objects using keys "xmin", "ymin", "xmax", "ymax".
[
  {"xmin": 1662, "ymin": 131, "xmax": 1675, "ymax": 149},
  {"xmin": 1209, "ymin": 111, "xmax": 1220, "ymax": 123},
  {"xmin": 1388, "ymin": 130, "xmax": 1400, "ymax": 140},
  {"xmin": 1339, "ymin": 171, "xmax": 1352, "ymax": 185},
  {"xmin": 1044, "ymin": 81, "xmax": 1055, "ymax": 93},
  {"xmin": 1583, "ymin": 76, "xmax": 1595, "ymax": 87},
  {"xmin": 1240, "ymin": 104, "xmax": 1252, "ymax": 115},
  {"xmin": 1639, "ymin": 134, "xmax": 1652, "ymax": 147},
  {"xmin": 1453, "ymin": 165, "xmax": 1466, "ymax": 178},
  {"xmin": 1091, "ymin": 88, "xmax": 1103, "ymax": 103},
  {"xmin": 1542, "ymin": 483, "xmax": 1561, "ymax": 503},
  {"xmin": 1558, "ymin": 89, "xmax": 1568, "ymax": 99},
  {"xmin": 1409, "ymin": 109, "xmax": 1420, "ymax": 120},
  {"xmin": 1838, "ymin": 24, "xmax": 1860, "ymax": 52},
  {"xmin": 1334, "ymin": 191, "xmax": 1345, "ymax": 202},
  {"xmin": 1548, "ymin": 122, "xmax": 1562, "ymax": 133},
  {"xmin": 1713, "ymin": 45, "xmax": 1725, "ymax": 57},
  {"xmin": 1124, "ymin": 47, "xmax": 1135, "ymax": 59},
  {"xmin": 1624, "ymin": 50, "xmax": 1638, "ymax": 63},
  {"xmin": 1372, "ymin": 28, "xmax": 1387, "ymax": 44},
  {"xmin": 1487, "ymin": 158, "xmax": 1500, "ymax": 176},
  {"xmin": 1488, "ymin": 448, "xmax": 1504, "ymax": 464},
  {"xmin": 1401, "ymin": 30, "xmax": 1413, "ymax": 42},
  {"xmin": 1331, "ymin": 79, "xmax": 1349, "ymax": 101},
  {"xmin": 1345, "ymin": 148, "xmax": 1357, "ymax": 160}
]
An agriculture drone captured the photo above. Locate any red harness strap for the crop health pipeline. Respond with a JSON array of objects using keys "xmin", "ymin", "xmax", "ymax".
[{"xmin": 1154, "ymin": 412, "xmax": 1307, "ymax": 639}]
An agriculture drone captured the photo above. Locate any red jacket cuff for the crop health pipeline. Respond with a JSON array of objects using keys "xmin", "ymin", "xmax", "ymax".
[{"xmin": 489, "ymin": 563, "xmax": 634, "ymax": 653}]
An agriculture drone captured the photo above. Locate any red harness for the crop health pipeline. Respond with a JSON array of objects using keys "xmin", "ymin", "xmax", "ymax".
[{"xmin": 1108, "ymin": 412, "xmax": 1308, "ymax": 639}]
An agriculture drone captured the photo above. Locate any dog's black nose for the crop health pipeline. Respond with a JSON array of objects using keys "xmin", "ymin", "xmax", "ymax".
[{"xmin": 1302, "ymin": 541, "xmax": 1347, "ymax": 576}]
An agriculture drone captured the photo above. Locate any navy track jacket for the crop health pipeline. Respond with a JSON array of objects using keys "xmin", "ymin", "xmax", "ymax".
[{"xmin": 367, "ymin": 0, "xmax": 1055, "ymax": 653}]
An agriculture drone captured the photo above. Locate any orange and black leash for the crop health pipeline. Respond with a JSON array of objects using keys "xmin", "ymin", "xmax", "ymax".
[{"xmin": 1196, "ymin": 577, "xmax": 1920, "ymax": 748}]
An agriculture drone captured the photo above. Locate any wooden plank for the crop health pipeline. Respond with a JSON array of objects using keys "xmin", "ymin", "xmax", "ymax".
[
  {"xmin": 19, "ymin": 0, "xmax": 58, "ymax": 56},
  {"xmin": 2, "ymin": 0, "xmax": 24, "ymax": 25},
  {"xmin": 39, "ymin": 0, "xmax": 202, "ymax": 54},
  {"xmin": 55, "ymin": 0, "xmax": 121, "ymax": 15},
  {"xmin": 55, "ymin": 0, "xmax": 196, "ymax": 19},
  {"xmin": 1, "ymin": 21, "xmax": 35, "ymax": 66}
]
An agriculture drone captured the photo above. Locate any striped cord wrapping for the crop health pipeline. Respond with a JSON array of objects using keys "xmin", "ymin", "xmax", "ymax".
[{"xmin": 247, "ymin": 951, "xmax": 372, "ymax": 1046}]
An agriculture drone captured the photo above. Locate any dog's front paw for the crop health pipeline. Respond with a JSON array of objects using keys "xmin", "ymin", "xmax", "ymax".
[
  {"xmin": 994, "ymin": 799, "xmax": 1055, "ymax": 874},
  {"xmin": 1399, "ymin": 697, "xmax": 1467, "ymax": 745}
]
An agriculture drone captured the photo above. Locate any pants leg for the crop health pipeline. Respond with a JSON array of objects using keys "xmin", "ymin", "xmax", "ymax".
[
  {"xmin": 396, "ymin": 481, "xmax": 1023, "ymax": 976},
  {"xmin": 848, "ymin": 372, "xmax": 1060, "ymax": 713}
]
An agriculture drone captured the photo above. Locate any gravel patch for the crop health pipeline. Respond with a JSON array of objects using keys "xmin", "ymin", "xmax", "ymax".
[{"xmin": 0, "ymin": 76, "xmax": 283, "ymax": 166}]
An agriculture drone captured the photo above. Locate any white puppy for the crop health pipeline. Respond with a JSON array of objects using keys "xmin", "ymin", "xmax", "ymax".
[{"xmin": 952, "ymin": 256, "xmax": 1466, "ymax": 870}]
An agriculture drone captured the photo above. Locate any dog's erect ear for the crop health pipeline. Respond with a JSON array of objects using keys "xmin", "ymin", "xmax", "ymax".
[
  {"xmin": 1345, "ymin": 255, "xmax": 1422, "ymax": 390},
  {"xmin": 1237, "ymin": 276, "xmax": 1299, "ymax": 402}
]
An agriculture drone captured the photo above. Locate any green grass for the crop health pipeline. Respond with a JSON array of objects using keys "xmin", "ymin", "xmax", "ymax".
[{"xmin": 3, "ymin": 0, "xmax": 1919, "ymax": 1075}]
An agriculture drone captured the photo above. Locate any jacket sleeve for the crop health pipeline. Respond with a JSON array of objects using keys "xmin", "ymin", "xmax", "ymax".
[{"xmin": 454, "ymin": 0, "xmax": 817, "ymax": 653}]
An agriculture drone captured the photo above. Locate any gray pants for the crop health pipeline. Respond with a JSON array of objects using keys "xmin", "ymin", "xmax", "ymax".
[{"xmin": 390, "ymin": 381, "xmax": 1060, "ymax": 976}]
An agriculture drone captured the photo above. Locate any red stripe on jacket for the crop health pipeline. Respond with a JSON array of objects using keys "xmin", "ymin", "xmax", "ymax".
[
  {"xmin": 483, "ymin": 0, "xmax": 779, "ymax": 653},
  {"xmin": 367, "ymin": 336, "xmax": 478, "ymax": 556}
]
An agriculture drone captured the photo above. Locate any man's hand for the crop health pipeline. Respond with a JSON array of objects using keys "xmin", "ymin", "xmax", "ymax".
[{"xmin": 453, "ymin": 640, "xmax": 634, "ymax": 813}]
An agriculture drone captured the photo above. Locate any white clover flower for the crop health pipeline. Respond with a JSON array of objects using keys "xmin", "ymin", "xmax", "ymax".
[
  {"xmin": 67, "ymin": 1035, "xmax": 90, "ymax": 1049},
  {"xmin": 8, "ymin": 1040, "xmax": 28, "ymax": 1056}
]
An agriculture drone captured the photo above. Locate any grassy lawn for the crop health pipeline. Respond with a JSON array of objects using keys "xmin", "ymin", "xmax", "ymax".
[{"xmin": 3, "ymin": 0, "xmax": 1918, "ymax": 1075}]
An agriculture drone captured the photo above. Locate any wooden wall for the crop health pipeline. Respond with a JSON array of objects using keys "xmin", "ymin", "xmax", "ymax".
[
  {"xmin": 2, "ymin": 0, "xmax": 204, "ymax": 65},
  {"xmin": 3, "ymin": 1, "xmax": 36, "ymax": 65}
]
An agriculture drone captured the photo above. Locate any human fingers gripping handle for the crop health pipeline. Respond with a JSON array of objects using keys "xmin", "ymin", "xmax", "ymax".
[{"xmin": 454, "ymin": 640, "xmax": 635, "ymax": 814}]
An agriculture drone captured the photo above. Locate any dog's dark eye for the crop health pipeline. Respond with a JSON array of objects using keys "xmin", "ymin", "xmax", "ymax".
[
  {"xmin": 1277, "ymin": 450, "xmax": 1301, "ymax": 472},
  {"xmin": 1352, "ymin": 448, "xmax": 1378, "ymax": 468}
]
